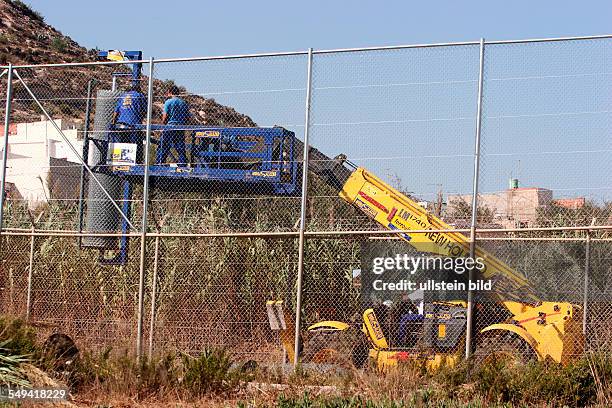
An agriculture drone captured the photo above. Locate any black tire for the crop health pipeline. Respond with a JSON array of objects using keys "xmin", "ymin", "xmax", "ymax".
[
  {"xmin": 351, "ymin": 336, "xmax": 370, "ymax": 369},
  {"xmin": 43, "ymin": 333, "xmax": 79, "ymax": 369},
  {"xmin": 472, "ymin": 331, "xmax": 536, "ymax": 369},
  {"xmin": 302, "ymin": 328, "xmax": 369, "ymax": 368}
]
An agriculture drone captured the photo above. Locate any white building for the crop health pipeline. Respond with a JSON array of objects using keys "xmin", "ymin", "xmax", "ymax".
[{"xmin": 0, "ymin": 118, "xmax": 84, "ymax": 208}]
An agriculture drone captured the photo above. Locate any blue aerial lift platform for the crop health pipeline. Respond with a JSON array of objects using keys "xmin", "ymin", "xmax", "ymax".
[
  {"xmin": 106, "ymin": 124, "xmax": 299, "ymax": 195},
  {"xmin": 78, "ymin": 51, "xmax": 304, "ymax": 264}
]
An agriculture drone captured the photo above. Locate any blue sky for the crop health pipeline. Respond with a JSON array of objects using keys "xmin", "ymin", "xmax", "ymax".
[
  {"xmin": 26, "ymin": 1, "xmax": 612, "ymax": 201},
  {"xmin": 27, "ymin": 1, "xmax": 612, "ymax": 58}
]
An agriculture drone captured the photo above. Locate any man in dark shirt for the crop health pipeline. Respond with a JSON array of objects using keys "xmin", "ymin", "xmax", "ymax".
[
  {"xmin": 156, "ymin": 85, "xmax": 190, "ymax": 165},
  {"xmin": 111, "ymin": 83, "xmax": 146, "ymax": 163},
  {"xmin": 111, "ymin": 83, "xmax": 146, "ymax": 143}
]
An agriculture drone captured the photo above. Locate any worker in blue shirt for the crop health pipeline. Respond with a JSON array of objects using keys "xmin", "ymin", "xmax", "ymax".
[
  {"xmin": 156, "ymin": 85, "xmax": 190, "ymax": 166},
  {"xmin": 111, "ymin": 83, "xmax": 147, "ymax": 162},
  {"xmin": 111, "ymin": 83, "xmax": 146, "ymax": 142}
]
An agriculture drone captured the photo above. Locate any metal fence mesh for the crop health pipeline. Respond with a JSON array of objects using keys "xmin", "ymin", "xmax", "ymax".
[
  {"xmin": 0, "ymin": 38, "xmax": 610, "ymax": 369},
  {"xmin": 308, "ymin": 45, "xmax": 480, "ymax": 231},
  {"xmin": 479, "ymin": 38, "xmax": 612, "ymax": 228},
  {"xmin": 150, "ymin": 236, "xmax": 297, "ymax": 362},
  {"xmin": 148, "ymin": 56, "xmax": 307, "ymax": 235}
]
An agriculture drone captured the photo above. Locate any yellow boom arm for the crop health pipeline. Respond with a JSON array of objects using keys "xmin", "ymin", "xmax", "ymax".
[{"xmin": 340, "ymin": 167, "xmax": 539, "ymax": 303}]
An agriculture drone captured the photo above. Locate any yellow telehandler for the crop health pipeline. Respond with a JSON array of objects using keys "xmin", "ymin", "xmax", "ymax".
[{"xmin": 268, "ymin": 166, "xmax": 584, "ymax": 371}]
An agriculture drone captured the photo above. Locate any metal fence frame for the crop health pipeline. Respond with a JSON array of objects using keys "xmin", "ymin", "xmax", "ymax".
[{"xmin": 1, "ymin": 34, "xmax": 612, "ymax": 363}]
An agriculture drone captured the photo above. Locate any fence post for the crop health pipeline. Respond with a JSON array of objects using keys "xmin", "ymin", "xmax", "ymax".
[
  {"xmin": 26, "ymin": 226, "xmax": 35, "ymax": 320},
  {"xmin": 136, "ymin": 57, "xmax": 155, "ymax": 360},
  {"xmin": 77, "ymin": 78, "xmax": 95, "ymax": 248},
  {"xmin": 465, "ymin": 38, "xmax": 485, "ymax": 359},
  {"xmin": 148, "ymin": 234, "xmax": 161, "ymax": 359},
  {"xmin": 0, "ymin": 63, "xmax": 14, "ymax": 236},
  {"xmin": 583, "ymin": 231, "xmax": 591, "ymax": 335},
  {"xmin": 294, "ymin": 48, "xmax": 314, "ymax": 367}
]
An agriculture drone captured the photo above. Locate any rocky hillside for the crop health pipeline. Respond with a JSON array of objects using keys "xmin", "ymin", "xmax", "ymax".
[{"xmin": 0, "ymin": 0, "xmax": 256, "ymax": 126}]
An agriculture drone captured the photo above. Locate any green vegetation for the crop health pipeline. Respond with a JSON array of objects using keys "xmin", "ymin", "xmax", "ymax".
[
  {"xmin": 260, "ymin": 395, "xmax": 511, "ymax": 408},
  {"xmin": 249, "ymin": 354, "xmax": 612, "ymax": 407},
  {"xmin": 182, "ymin": 348, "xmax": 245, "ymax": 395},
  {"xmin": 447, "ymin": 197, "xmax": 495, "ymax": 223},
  {"xmin": 537, "ymin": 201, "xmax": 612, "ymax": 229},
  {"xmin": 0, "ymin": 318, "xmax": 33, "ymax": 388},
  {"xmin": 50, "ymin": 37, "xmax": 68, "ymax": 53},
  {"xmin": 0, "ymin": 174, "xmax": 364, "ymax": 351},
  {"xmin": 0, "ymin": 340, "xmax": 30, "ymax": 388},
  {"xmin": 2, "ymin": 179, "xmax": 610, "ymax": 360},
  {"xmin": 0, "ymin": 162, "xmax": 610, "ymax": 407},
  {"xmin": 0, "ymin": 316, "xmax": 611, "ymax": 405},
  {"xmin": 0, "ymin": 317, "xmax": 37, "ymax": 356}
]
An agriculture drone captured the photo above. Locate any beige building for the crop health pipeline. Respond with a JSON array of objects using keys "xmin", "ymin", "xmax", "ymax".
[
  {"xmin": 0, "ymin": 118, "xmax": 83, "ymax": 208},
  {"xmin": 448, "ymin": 187, "xmax": 553, "ymax": 228}
]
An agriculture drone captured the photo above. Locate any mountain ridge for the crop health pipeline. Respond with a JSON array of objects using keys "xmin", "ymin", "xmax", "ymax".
[{"xmin": 0, "ymin": 0, "xmax": 256, "ymax": 126}]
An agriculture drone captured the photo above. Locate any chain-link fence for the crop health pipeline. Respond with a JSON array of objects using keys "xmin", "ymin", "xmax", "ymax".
[{"xmin": 0, "ymin": 37, "xmax": 611, "ymax": 369}]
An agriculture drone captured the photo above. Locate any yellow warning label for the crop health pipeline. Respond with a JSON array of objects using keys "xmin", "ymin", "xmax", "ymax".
[
  {"xmin": 195, "ymin": 130, "xmax": 220, "ymax": 138},
  {"xmin": 438, "ymin": 324, "xmax": 446, "ymax": 339},
  {"xmin": 367, "ymin": 312, "xmax": 384, "ymax": 340},
  {"xmin": 252, "ymin": 170, "xmax": 277, "ymax": 177}
]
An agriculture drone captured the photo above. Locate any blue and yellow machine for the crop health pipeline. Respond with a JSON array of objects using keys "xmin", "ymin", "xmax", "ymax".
[{"xmin": 78, "ymin": 51, "xmax": 300, "ymax": 264}]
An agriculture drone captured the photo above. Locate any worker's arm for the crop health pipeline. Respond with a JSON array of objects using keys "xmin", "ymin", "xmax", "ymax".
[
  {"xmin": 111, "ymin": 97, "xmax": 121, "ymax": 124},
  {"xmin": 162, "ymin": 99, "xmax": 169, "ymax": 124},
  {"xmin": 139, "ymin": 93, "xmax": 147, "ymax": 124}
]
